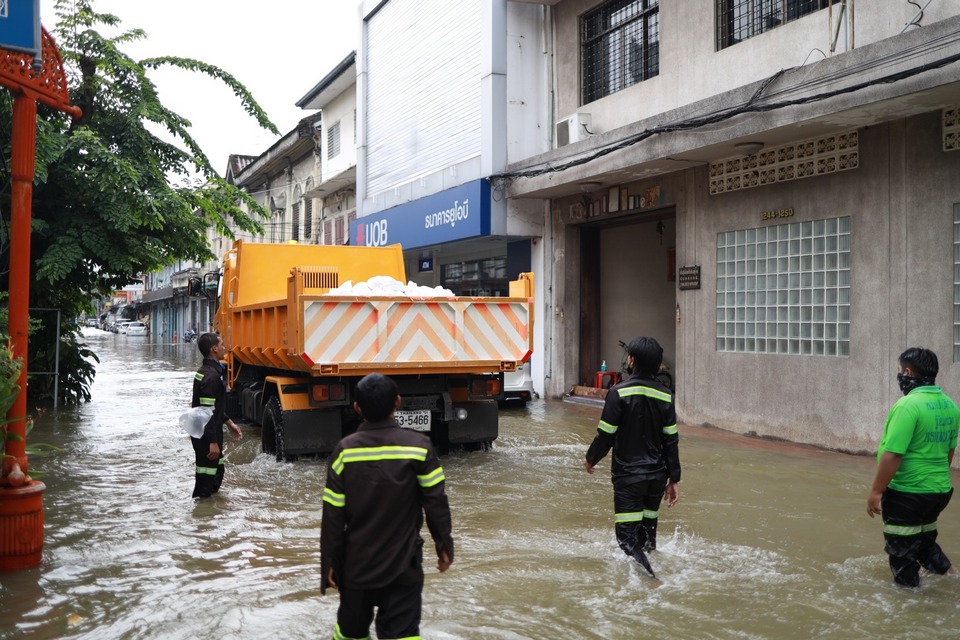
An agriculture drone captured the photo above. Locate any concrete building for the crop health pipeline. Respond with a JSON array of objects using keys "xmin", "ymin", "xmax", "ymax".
[
  {"xmin": 297, "ymin": 51, "xmax": 359, "ymax": 246},
  {"xmin": 501, "ymin": 1, "xmax": 960, "ymax": 453}
]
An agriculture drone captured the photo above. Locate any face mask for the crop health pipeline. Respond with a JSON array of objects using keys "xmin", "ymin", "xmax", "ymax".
[{"xmin": 897, "ymin": 372, "xmax": 934, "ymax": 395}]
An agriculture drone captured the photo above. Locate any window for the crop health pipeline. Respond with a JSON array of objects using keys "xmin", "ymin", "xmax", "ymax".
[
  {"xmin": 323, "ymin": 219, "xmax": 332, "ymax": 245},
  {"xmin": 442, "ymin": 257, "xmax": 509, "ymax": 296},
  {"xmin": 291, "ymin": 202, "xmax": 300, "ymax": 242},
  {"xmin": 717, "ymin": 0, "xmax": 829, "ymax": 49},
  {"xmin": 304, "ymin": 198, "xmax": 313, "ymax": 239},
  {"xmin": 582, "ymin": 0, "xmax": 659, "ymax": 105},
  {"xmin": 716, "ymin": 216, "xmax": 851, "ymax": 356},
  {"xmin": 335, "ymin": 216, "xmax": 344, "ymax": 246},
  {"xmin": 327, "ymin": 121, "xmax": 341, "ymax": 160}
]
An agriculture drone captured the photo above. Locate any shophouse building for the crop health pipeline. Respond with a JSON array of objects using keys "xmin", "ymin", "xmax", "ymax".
[
  {"xmin": 500, "ymin": 0, "xmax": 960, "ymax": 453},
  {"xmin": 296, "ymin": 52, "xmax": 359, "ymax": 246}
]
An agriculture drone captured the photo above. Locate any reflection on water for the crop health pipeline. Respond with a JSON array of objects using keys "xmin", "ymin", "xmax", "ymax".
[{"xmin": 1, "ymin": 329, "xmax": 960, "ymax": 639}]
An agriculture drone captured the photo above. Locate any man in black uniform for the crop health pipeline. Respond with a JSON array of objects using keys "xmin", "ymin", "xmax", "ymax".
[
  {"xmin": 321, "ymin": 373, "xmax": 453, "ymax": 640},
  {"xmin": 584, "ymin": 336, "xmax": 680, "ymax": 575},
  {"xmin": 191, "ymin": 332, "xmax": 243, "ymax": 499}
]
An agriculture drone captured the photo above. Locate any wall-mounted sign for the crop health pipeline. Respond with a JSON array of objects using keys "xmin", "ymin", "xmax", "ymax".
[
  {"xmin": 351, "ymin": 179, "xmax": 491, "ymax": 250},
  {"xmin": 678, "ymin": 265, "xmax": 701, "ymax": 290},
  {"xmin": 419, "ymin": 256, "xmax": 434, "ymax": 272},
  {"xmin": 761, "ymin": 207, "xmax": 794, "ymax": 221}
]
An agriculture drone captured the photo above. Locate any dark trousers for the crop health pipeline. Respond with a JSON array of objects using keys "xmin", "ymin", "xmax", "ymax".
[
  {"xmin": 881, "ymin": 487, "xmax": 953, "ymax": 587},
  {"xmin": 191, "ymin": 437, "xmax": 224, "ymax": 499},
  {"xmin": 613, "ymin": 477, "xmax": 666, "ymax": 554},
  {"xmin": 335, "ymin": 576, "xmax": 423, "ymax": 640}
]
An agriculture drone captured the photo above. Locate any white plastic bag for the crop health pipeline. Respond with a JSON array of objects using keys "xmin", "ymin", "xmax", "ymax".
[{"xmin": 178, "ymin": 406, "xmax": 213, "ymax": 438}]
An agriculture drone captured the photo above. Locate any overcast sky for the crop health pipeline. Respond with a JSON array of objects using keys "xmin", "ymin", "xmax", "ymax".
[{"xmin": 39, "ymin": 0, "xmax": 360, "ymax": 177}]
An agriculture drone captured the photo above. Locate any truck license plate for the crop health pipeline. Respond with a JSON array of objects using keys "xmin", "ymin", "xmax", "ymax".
[{"xmin": 395, "ymin": 410, "xmax": 431, "ymax": 431}]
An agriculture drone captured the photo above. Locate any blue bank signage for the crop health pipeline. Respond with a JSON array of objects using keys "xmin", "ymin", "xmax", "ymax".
[
  {"xmin": 352, "ymin": 179, "xmax": 491, "ymax": 250},
  {"xmin": 0, "ymin": 0, "xmax": 41, "ymax": 55}
]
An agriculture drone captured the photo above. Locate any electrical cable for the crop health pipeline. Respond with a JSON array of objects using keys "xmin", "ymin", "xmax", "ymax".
[{"xmin": 495, "ymin": 47, "xmax": 960, "ymax": 182}]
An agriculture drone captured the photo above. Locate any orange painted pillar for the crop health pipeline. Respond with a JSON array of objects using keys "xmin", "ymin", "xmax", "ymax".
[
  {"xmin": 4, "ymin": 92, "xmax": 37, "ymax": 477},
  {"xmin": 0, "ymin": 92, "xmax": 45, "ymax": 571}
]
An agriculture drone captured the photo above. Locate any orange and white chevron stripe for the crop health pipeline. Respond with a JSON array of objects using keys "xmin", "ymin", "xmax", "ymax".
[{"xmin": 302, "ymin": 298, "xmax": 530, "ymax": 365}]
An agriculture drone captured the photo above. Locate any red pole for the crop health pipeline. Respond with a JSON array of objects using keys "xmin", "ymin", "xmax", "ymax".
[{"xmin": 3, "ymin": 92, "xmax": 38, "ymax": 481}]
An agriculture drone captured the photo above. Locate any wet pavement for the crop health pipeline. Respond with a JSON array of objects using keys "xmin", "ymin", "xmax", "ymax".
[{"xmin": 1, "ymin": 329, "xmax": 960, "ymax": 639}]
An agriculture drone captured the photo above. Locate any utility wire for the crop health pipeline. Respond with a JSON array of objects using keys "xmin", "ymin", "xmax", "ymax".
[{"xmin": 495, "ymin": 48, "xmax": 960, "ymax": 182}]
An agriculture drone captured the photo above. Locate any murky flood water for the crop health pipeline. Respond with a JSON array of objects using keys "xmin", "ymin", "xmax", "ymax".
[{"xmin": 2, "ymin": 330, "xmax": 960, "ymax": 639}]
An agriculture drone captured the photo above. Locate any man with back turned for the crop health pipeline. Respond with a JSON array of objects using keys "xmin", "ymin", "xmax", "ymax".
[
  {"xmin": 321, "ymin": 372, "xmax": 454, "ymax": 639},
  {"xmin": 584, "ymin": 336, "xmax": 680, "ymax": 577},
  {"xmin": 867, "ymin": 347, "xmax": 959, "ymax": 587}
]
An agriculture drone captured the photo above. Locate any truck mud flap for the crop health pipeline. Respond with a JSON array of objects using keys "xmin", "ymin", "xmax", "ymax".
[
  {"xmin": 282, "ymin": 407, "xmax": 342, "ymax": 456},
  {"xmin": 448, "ymin": 400, "xmax": 498, "ymax": 445}
]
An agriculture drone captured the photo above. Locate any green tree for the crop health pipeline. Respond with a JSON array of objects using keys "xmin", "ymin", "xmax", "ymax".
[{"xmin": 0, "ymin": 0, "xmax": 277, "ymax": 404}]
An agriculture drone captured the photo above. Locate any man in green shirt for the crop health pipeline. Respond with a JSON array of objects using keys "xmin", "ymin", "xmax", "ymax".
[{"xmin": 867, "ymin": 347, "xmax": 960, "ymax": 587}]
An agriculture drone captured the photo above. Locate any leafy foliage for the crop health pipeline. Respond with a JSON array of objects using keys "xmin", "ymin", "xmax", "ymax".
[{"xmin": 0, "ymin": 0, "xmax": 276, "ymax": 405}]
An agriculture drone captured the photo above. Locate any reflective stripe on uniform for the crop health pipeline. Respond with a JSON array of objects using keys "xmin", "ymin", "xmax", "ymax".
[
  {"xmin": 199, "ymin": 397, "xmax": 216, "ymax": 406},
  {"xmin": 619, "ymin": 385, "xmax": 672, "ymax": 403},
  {"xmin": 333, "ymin": 623, "xmax": 371, "ymax": 640},
  {"xmin": 418, "ymin": 467, "xmax": 445, "ymax": 488},
  {"xmin": 598, "ymin": 420, "xmax": 617, "ymax": 435},
  {"xmin": 662, "ymin": 423, "xmax": 678, "ymax": 435},
  {"xmin": 615, "ymin": 510, "xmax": 659, "ymax": 523},
  {"xmin": 194, "ymin": 372, "xmax": 204, "ymax": 381},
  {"xmin": 615, "ymin": 511, "xmax": 644, "ymax": 523},
  {"xmin": 331, "ymin": 446, "xmax": 428, "ymax": 475},
  {"xmin": 883, "ymin": 521, "xmax": 939, "ymax": 536},
  {"xmin": 196, "ymin": 466, "xmax": 217, "ymax": 476},
  {"xmin": 322, "ymin": 487, "xmax": 345, "ymax": 508}
]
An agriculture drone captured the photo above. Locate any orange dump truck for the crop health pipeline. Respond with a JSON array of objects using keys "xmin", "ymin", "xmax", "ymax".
[{"xmin": 191, "ymin": 240, "xmax": 534, "ymax": 460}]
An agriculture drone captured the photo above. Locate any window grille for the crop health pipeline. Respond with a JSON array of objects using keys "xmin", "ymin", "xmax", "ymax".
[
  {"xmin": 716, "ymin": 216, "xmax": 851, "ymax": 356},
  {"xmin": 717, "ymin": 0, "xmax": 828, "ymax": 49},
  {"xmin": 582, "ymin": 0, "xmax": 659, "ymax": 105},
  {"xmin": 304, "ymin": 198, "xmax": 313, "ymax": 239},
  {"xmin": 292, "ymin": 202, "xmax": 300, "ymax": 242},
  {"xmin": 327, "ymin": 121, "xmax": 341, "ymax": 160}
]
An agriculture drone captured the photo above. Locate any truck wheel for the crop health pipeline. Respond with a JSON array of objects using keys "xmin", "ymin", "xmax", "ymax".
[{"xmin": 262, "ymin": 397, "xmax": 292, "ymax": 462}]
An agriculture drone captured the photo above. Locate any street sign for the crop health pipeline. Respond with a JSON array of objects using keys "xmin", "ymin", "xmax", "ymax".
[{"xmin": 0, "ymin": 0, "xmax": 41, "ymax": 56}]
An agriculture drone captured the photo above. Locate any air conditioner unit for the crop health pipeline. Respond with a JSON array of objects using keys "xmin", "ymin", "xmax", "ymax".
[{"xmin": 555, "ymin": 113, "xmax": 592, "ymax": 147}]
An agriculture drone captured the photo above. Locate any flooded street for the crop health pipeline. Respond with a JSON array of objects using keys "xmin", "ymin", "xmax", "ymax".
[{"xmin": 2, "ymin": 330, "xmax": 960, "ymax": 639}]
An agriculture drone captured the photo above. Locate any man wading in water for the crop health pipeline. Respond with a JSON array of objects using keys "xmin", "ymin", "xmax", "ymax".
[{"xmin": 584, "ymin": 336, "xmax": 681, "ymax": 578}]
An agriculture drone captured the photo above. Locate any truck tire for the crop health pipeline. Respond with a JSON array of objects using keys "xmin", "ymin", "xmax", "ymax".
[{"xmin": 262, "ymin": 397, "xmax": 293, "ymax": 462}]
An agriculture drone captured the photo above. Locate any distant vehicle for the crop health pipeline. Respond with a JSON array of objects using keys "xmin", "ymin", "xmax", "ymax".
[
  {"xmin": 117, "ymin": 321, "xmax": 132, "ymax": 335},
  {"xmin": 182, "ymin": 328, "xmax": 198, "ymax": 343},
  {"xmin": 503, "ymin": 362, "xmax": 535, "ymax": 404},
  {"xmin": 126, "ymin": 322, "xmax": 148, "ymax": 337},
  {"xmin": 85, "ymin": 319, "xmax": 99, "ymax": 328}
]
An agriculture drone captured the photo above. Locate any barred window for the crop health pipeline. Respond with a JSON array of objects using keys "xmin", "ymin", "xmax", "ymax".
[
  {"xmin": 717, "ymin": 0, "xmax": 829, "ymax": 49},
  {"xmin": 582, "ymin": 0, "xmax": 659, "ymax": 105},
  {"xmin": 716, "ymin": 216, "xmax": 851, "ymax": 356},
  {"xmin": 291, "ymin": 202, "xmax": 300, "ymax": 242},
  {"xmin": 327, "ymin": 121, "xmax": 341, "ymax": 160},
  {"xmin": 304, "ymin": 198, "xmax": 313, "ymax": 239}
]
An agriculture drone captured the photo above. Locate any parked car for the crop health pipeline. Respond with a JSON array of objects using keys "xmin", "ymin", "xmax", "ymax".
[
  {"xmin": 117, "ymin": 321, "xmax": 132, "ymax": 335},
  {"xmin": 125, "ymin": 321, "xmax": 148, "ymax": 337},
  {"xmin": 503, "ymin": 362, "xmax": 535, "ymax": 404}
]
